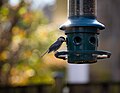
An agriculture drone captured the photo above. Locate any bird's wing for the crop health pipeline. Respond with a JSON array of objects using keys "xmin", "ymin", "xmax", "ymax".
[{"xmin": 48, "ymin": 41, "xmax": 62, "ymax": 53}]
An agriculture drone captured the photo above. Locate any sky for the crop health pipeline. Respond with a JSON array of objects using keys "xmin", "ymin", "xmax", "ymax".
[{"xmin": 9, "ymin": 0, "xmax": 56, "ymax": 9}]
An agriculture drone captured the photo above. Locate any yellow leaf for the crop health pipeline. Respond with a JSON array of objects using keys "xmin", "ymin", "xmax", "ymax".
[
  {"xmin": 0, "ymin": 51, "xmax": 9, "ymax": 60},
  {"xmin": 19, "ymin": 7, "xmax": 27, "ymax": 15}
]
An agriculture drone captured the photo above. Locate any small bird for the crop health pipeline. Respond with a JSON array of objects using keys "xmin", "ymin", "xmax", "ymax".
[{"xmin": 40, "ymin": 36, "xmax": 66, "ymax": 57}]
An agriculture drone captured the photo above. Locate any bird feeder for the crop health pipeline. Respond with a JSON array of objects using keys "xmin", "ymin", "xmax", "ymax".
[{"xmin": 55, "ymin": 0, "xmax": 111, "ymax": 64}]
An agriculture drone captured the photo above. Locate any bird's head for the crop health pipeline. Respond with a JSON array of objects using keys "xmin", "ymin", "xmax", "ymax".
[{"xmin": 57, "ymin": 36, "xmax": 66, "ymax": 42}]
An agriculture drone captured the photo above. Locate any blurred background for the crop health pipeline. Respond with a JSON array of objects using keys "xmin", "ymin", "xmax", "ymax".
[{"xmin": 0, "ymin": 0, "xmax": 120, "ymax": 93}]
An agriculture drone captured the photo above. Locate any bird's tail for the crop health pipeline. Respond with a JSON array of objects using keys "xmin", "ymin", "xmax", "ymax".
[{"xmin": 40, "ymin": 50, "xmax": 49, "ymax": 58}]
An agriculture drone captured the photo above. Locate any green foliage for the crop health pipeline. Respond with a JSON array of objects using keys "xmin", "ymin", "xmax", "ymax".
[{"xmin": 0, "ymin": 0, "xmax": 66, "ymax": 86}]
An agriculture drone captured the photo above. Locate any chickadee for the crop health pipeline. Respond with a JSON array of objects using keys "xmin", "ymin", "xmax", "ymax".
[{"xmin": 40, "ymin": 36, "xmax": 66, "ymax": 57}]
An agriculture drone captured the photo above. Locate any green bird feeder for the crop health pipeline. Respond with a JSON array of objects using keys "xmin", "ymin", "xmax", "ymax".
[{"xmin": 55, "ymin": 0, "xmax": 111, "ymax": 64}]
